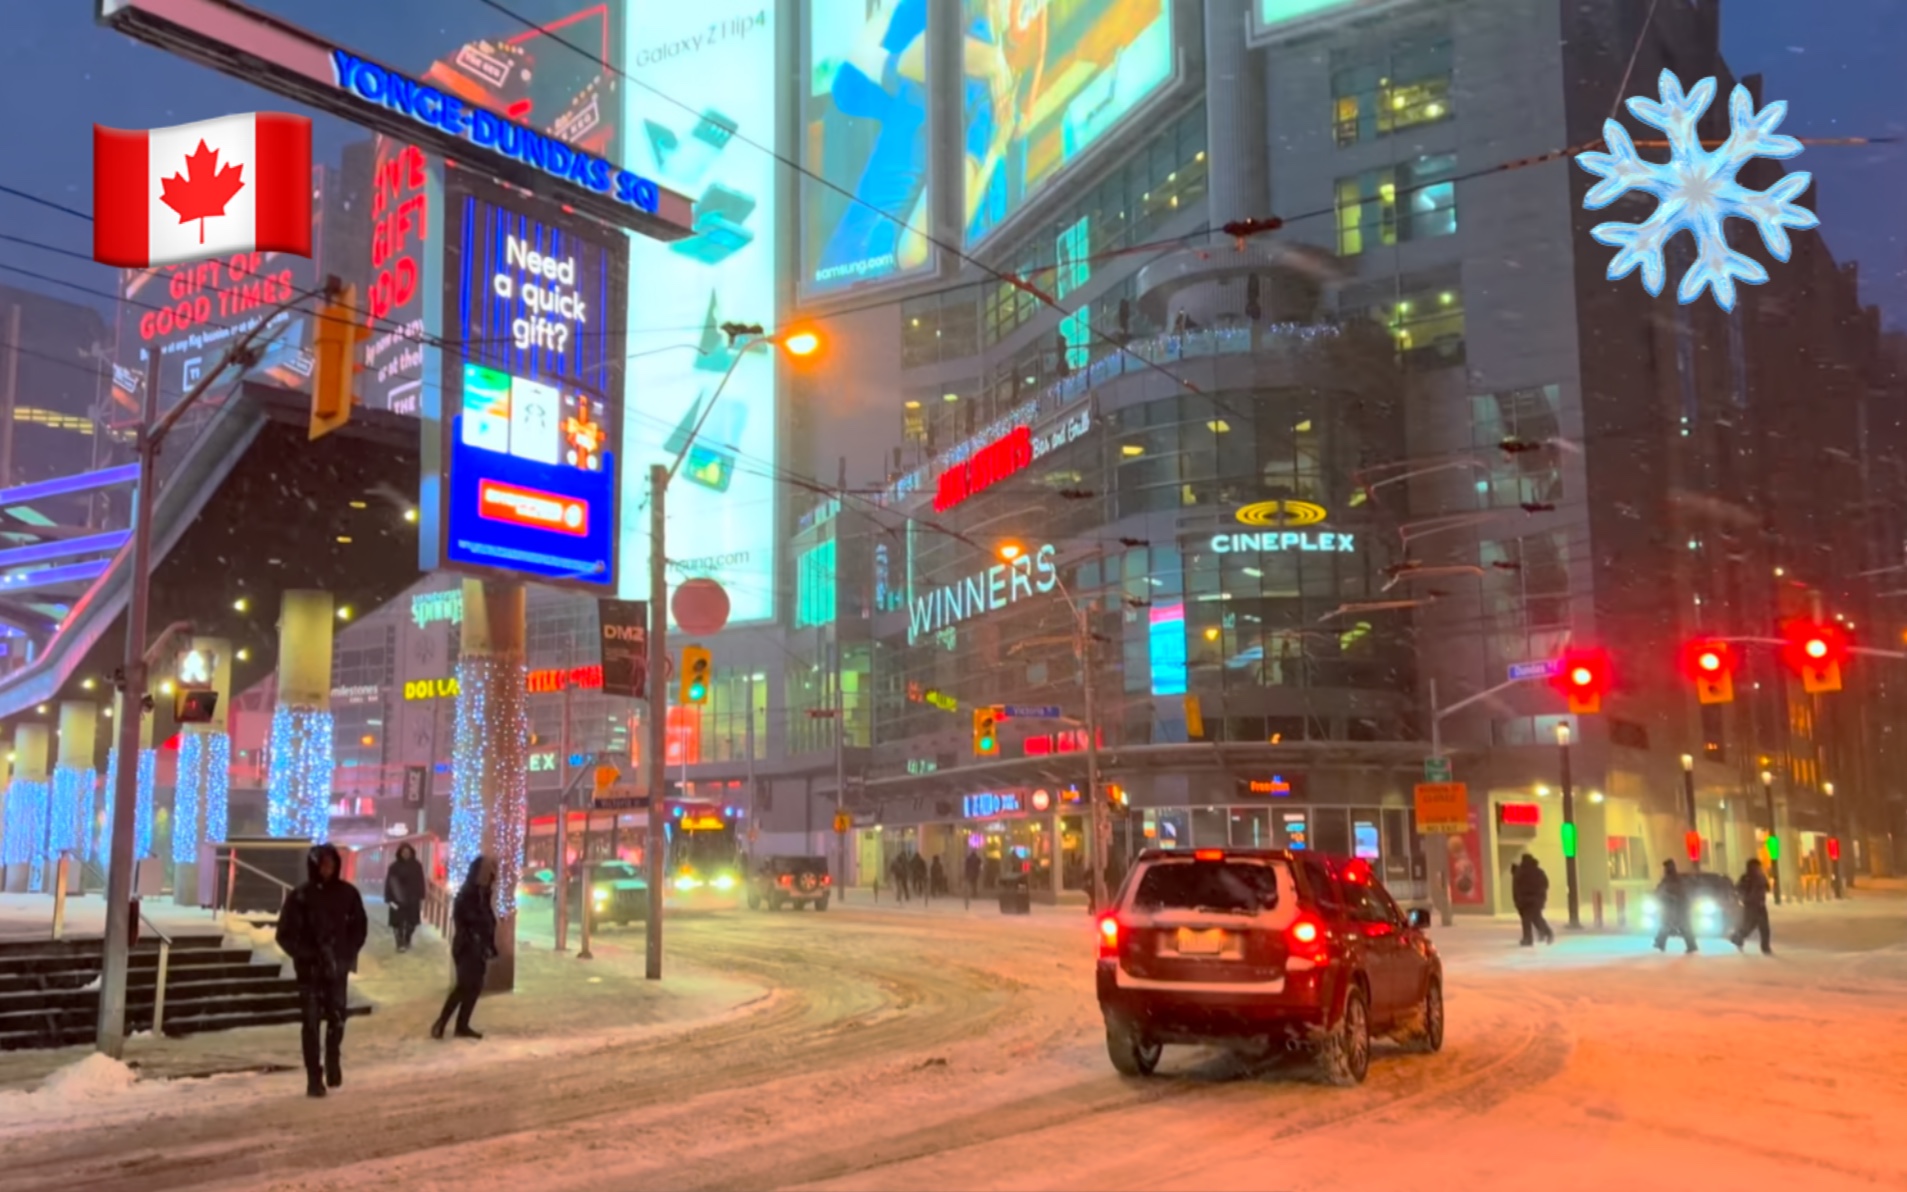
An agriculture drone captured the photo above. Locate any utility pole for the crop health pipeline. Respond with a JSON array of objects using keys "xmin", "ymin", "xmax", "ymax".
[
  {"xmin": 1081, "ymin": 602, "xmax": 1105, "ymax": 912},
  {"xmin": 1760, "ymin": 768, "xmax": 1783, "ymax": 904},
  {"xmin": 1426, "ymin": 680, "xmax": 1453, "ymax": 927},
  {"xmin": 1557, "ymin": 721, "xmax": 1581, "ymax": 929},
  {"xmin": 644, "ymin": 463, "xmax": 667, "ymax": 981},
  {"xmin": 1681, "ymin": 753, "xmax": 1699, "ymax": 868},
  {"xmin": 98, "ymin": 282, "xmax": 314, "ymax": 1054}
]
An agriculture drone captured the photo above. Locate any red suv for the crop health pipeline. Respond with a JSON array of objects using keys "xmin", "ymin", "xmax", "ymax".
[{"xmin": 1095, "ymin": 848, "xmax": 1442, "ymax": 1085}]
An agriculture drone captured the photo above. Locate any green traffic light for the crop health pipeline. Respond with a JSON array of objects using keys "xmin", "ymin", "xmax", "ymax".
[
  {"xmin": 1560, "ymin": 821, "xmax": 1577, "ymax": 859},
  {"xmin": 1766, "ymin": 835, "xmax": 1781, "ymax": 861},
  {"xmin": 979, "ymin": 736, "xmax": 995, "ymax": 751},
  {"xmin": 689, "ymin": 682, "xmax": 707, "ymax": 701}
]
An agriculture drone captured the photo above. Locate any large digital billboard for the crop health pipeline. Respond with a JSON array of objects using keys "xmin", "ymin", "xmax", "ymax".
[
  {"xmin": 436, "ymin": 176, "xmax": 626, "ymax": 590},
  {"xmin": 620, "ymin": 5, "xmax": 779, "ymax": 624},
  {"xmin": 1251, "ymin": 0, "xmax": 1417, "ymax": 42},
  {"xmin": 801, "ymin": 0, "xmax": 935, "ymax": 295},
  {"xmin": 961, "ymin": 0, "xmax": 1175, "ymax": 246}
]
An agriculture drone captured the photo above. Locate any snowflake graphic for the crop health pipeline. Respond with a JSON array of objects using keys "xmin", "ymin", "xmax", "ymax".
[{"xmin": 1577, "ymin": 69, "xmax": 1818, "ymax": 311}]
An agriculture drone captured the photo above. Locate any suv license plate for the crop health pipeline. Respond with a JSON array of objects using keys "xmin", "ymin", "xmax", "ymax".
[{"xmin": 1177, "ymin": 928, "xmax": 1226, "ymax": 956}]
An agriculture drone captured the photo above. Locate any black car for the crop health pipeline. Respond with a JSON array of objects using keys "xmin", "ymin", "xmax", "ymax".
[
  {"xmin": 1641, "ymin": 870, "xmax": 1742, "ymax": 938},
  {"xmin": 577, "ymin": 861, "xmax": 651, "ymax": 927},
  {"xmin": 748, "ymin": 855, "xmax": 833, "ymax": 911}
]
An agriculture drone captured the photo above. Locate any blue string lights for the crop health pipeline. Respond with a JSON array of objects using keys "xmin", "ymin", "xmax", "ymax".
[
  {"xmin": 447, "ymin": 655, "xmax": 529, "ymax": 916},
  {"xmin": 201, "ymin": 734, "xmax": 230, "ymax": 849},
  {"xmin": 52, "ymin": 766, "xmax": 92, "ymax": 867},
  {"xmin": 171, "ymin": 737, "xmax": 202, "ymax": 864},
  {"xmin": 267, "ymin": 707, "xmax": 334, "ymax": 840},
  {"xmin": 136, "ymin": 748, "xmax": 157, "ymax": 860},
  {"xmin": 2, "ymin": 778, "xmax": 47, "ymax": 886}
]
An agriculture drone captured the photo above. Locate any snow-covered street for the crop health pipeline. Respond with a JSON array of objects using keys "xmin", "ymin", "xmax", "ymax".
[{"xmin": 2, "ymin": 893, "xmax": 1905, "ymax": 1191}]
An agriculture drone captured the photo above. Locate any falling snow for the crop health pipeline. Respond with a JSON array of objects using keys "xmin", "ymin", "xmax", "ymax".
[{"xmin": 1578, "ymin": 69, "xmax": 1820, "ymax": 311}]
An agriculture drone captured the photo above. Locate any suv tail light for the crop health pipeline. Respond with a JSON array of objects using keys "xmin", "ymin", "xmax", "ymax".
[
  {"xmin": 777, "ymin": 874, "xmax": 793, "ymax": 887},
  {"xmin": 821, "ymin": 875, "xmax": 832, "ymax": 886},
  {"xmin": 1098, "ymin": 916, "xmax": 1120, "ymax": 959},
  {"xmin": 1287, "ymin": 914, "xmax": 1328, "ymax": 962},
  {"xmin": 1193, "ymin": 848, "xmax": 1224, "ymax": 861}
]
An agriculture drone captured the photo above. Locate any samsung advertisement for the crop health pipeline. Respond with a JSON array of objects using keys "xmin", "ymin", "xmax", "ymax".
[
  {"xmin": 801, "ymin": 0, "xmax": 935, "ymax": 295},
  {"xmin": 962, "ymin": 0, "xmax": 1175, "ymax": 245},
  {"xmin": 438, "ymin": 176, "xmax": 626, "ymax": 590},
  {"xmin": 620, "ymin": 5, "xmax": 780, "ymax": 624}
]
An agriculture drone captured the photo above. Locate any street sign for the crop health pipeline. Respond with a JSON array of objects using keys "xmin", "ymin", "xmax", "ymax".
[
  {"xmin": 1423, "ymin": 756, "xmax": 1452, "ymax": 784},
  {"xmin": 1002, "ymin": 705, "xmax": 1061, "ymax": 719},
  {"xmin": 1413, "ymin": 782, "xmax": 1469, "ymax": 834},
  {"xmin": 1508, "ymin": 659, "xmax": 1561, "ymax": 681},
  {"xmin": 402, "ymin": 765, "xmax": 429, "ymax": 809},
  {"xmin": 832, "ymin": 811, "xmax": 852, "ymax": 834},
  {"xmin": 594, "ymin": 796, "xmax": 646, "ymax": 811}
]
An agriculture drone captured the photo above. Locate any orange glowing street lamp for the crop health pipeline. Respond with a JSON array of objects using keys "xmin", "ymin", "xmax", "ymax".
[
  {"xmin": 997, "ymin": 541, "xmax": 1026, "ymax": 562},
  {"xmin": 778, "ymin": 328, "xmax": 821, "ymax": 357}
]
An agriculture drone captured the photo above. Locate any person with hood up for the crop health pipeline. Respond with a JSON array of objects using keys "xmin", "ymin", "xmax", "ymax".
[
  {"xmin": 433, "ymin": 855, "xmax": 498, "ymax": 1040},
  {"xmin": 1653, "ymin": 859, "xmax": 1698, "ymax": 954},
  {"xmin": 383, "ymin": 843, "xmax": 426, "ymax": 953},
  {"xmin": 275, "ymin": 843, "xmax": 369, "ymax": 1098},
  {"xmin": 909, "ymin": 850, "xmax": 929, "ymax": 900},
  {"xmin": 1511, "ymin": 855, "xmax": 1554, "ymax": 946},
  {"xmin": 1730, "ymin": 858, "xmax": 1773, "ymax": 954},
  {"xmin": 929, "ymin": 853, "xmax": 947, "ymax": 897}
]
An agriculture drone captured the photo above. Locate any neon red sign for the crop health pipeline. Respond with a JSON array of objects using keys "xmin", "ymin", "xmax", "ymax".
[
  {"xmin": 1498, "ymin": 803, "xmax": 1541, "ymax": 826},
  {"xmin": 933, "ymin": 425, "xmax": 1033, "ymax": 512},
  {"xmin": 369, "ymin": 142, "xmax": 429, "ymax": 323},
  {"xmin": 527, "ymin": 665, "xmax": 603, "ymax": 693}
]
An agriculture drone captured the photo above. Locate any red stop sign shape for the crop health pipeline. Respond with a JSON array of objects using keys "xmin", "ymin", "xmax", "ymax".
[{"xmin": 671, "ymin": 578, "xmax": 731, "ymax": 636}]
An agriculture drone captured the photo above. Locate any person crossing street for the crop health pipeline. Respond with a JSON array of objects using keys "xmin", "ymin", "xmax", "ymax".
[
  {"xmin": 1730, "ymin": 858, "xmax": 1774, "ymax": 954},
  {"xmin": 275, "ymin": 843, "xmax": 368, "ymax": 1098}
]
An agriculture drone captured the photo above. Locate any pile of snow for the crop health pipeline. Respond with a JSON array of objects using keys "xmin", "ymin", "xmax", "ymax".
[{"xmin": 32, "ymin": 1053, "xmax": 139, "ymax": 1101}]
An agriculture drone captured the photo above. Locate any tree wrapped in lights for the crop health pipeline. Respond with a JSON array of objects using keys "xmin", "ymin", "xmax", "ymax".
[
  {"xmin": 170, "ymin": 737, "xmax": 201, "ymax": 864},
  {"xmin": 2, "ymin": 778, "xmax": 48, "ymax": 889},
  {"xmin": 53, "ymin": 765, "xmax": 94, "ymax": 868},
  {"xmin": 267, "ymin": 706, "xmax": 334, "ymax": 839},
  {"xmin": 201, "ymin": 733, "xmax": 230, "ymax": 848},
  {"xmin": 448, "ymin": 654, "xmax": 530, "ymax": 915}
]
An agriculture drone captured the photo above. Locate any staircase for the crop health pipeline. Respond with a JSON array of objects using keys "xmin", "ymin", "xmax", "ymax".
[{"xmin": 0, "ymin": 934, "xmax": 372, "ymax": 1051}]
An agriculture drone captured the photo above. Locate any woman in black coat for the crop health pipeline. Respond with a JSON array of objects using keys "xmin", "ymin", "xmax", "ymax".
[
  {"xmin": 384, "ymin": 843, "xmax": 426, "ymax": 953},
  {"xmin": 432, "ymin": 855, "xmax": 498, "ymax": 1040}
]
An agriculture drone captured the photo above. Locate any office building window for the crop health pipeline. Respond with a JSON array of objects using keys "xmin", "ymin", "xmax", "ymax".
[
  {"xmin": 1332, "ymin": 37, "xmax": 1455, "ymax": 147},
  {"xmin": 1335, "ymin": 154, "xmax": 1457, "ymax": 256},
  {"xmin": 1342, "ymin": 269, "xmax": 1465, "ymax": 368},
  {"xmin": 1470, "ymin": 385, "xmax": 1564, "ymax": 508}
]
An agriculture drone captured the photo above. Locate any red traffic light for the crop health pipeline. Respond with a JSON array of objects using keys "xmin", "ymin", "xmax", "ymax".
[
  {"xmin": 1780, "ymin": 620, "xmax": 1848, "ymax": 693},
  {"xmin": 1681, "ymin": 639, "xmax": 1737, "ymax": 704},
  {"xmin": 1685, "ymin": 830, "xmax": 1702, "ymax": 863},
  {"xmin": 1550, "ymin": 648, "xmax": 1610, "ymax": 714},
  {"xmin": 1826, "ymin": 837, "xmax": 1841, "ymax": 862}
]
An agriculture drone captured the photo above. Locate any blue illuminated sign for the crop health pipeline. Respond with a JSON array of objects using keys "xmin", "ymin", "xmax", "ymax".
[
  {"xmin": 962, "ymin": 792, "xmax": 1025, "ymax": 820},
  {"xmin": 330, "ymin": 51, "xmax": 661, "ymax": 218},
  {"xmin": 434, "ymin": 179, "xmax": 626, "ymax": 590}
]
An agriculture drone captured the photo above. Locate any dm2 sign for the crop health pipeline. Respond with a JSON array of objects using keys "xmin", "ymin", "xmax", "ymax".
[{"xmin": 433, "ymin": 175, "xmax": 627, "ymax": 590}]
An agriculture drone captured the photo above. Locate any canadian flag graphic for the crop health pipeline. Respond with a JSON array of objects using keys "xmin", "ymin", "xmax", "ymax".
[{"xmin": 93, "ymin": 113, "xmax": 312, "ymax": 269}]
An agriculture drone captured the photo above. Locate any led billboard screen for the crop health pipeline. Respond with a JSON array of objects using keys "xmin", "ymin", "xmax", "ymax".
[
  {"xmin": 620, "ymin": 6, "xmax": 779, "ymax": 624},
  {"xmin": 438, "ymin": 177, "xmax": 626, "ymax": 590},
  {"xmin": 801, "ymin": 0, "xmax": 935, "ymax": 294},
  {"xmin": 1252, "ymin": 0, "xmax": 1415, "ymax": 41},
  {"xmin": 962, "ymin": 0, "xmax": 1174, "ymax": 245}
]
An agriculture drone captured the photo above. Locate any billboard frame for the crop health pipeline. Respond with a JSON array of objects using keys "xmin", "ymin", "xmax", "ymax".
[
  {"xmin": 957, "ymin": 0, "xmax": 1200, "ymax": 254},
  {"xmin": 429, "ymin": 168, "xmax": 629, "ymax": 593},
  {"xmin": 96, "ymin": 0, "xmax": 693, "ymax": 243},
  {"xmin": 1246, "ymin": 0, "xmax": 1427, "ymax": 47}
]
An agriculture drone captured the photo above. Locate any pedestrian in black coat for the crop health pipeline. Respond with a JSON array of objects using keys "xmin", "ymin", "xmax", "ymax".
[
  {"xmin": 909, "ymin": 851, "xmax": 929, "ymax": 900},
  {"xmin": 433, "ymin": 855, "xmax": 498, "ymax": 1040},
  {"xmin": 963, "ymin": 850, "xmax": 982, "ymax": 900},
  {"xmin": 275, "ymin": 843, "xmax": 368, "ymax": 1097},
  {"xmin": 1730, "ymin": 858, "xmax": 1773, "ymax": 954},
  {"xmin": 1653, "ymin": 859, "xmax": 1698, "ymax": 954},
  {"xmin": 929, "ymin": 854, "xmax": 947, "ymax": 897},
  {"xmin": 1511, "ymin": 855, "xmax": 1554, "ymax": 946},
  {"xmin": 384, "ymin": 843, "xmax": 426, "ymax": 953}
]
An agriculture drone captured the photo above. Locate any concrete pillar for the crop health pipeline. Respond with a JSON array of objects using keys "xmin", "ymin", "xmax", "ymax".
[
  {"xmin": 450, "ymin": 578, "xmax": 527, "ymax": 992},
  {"xmin": 1050, "ymin": 809, "xmax": 1064, "ymax": 903},
  {"xmin": 173, "ymin": 637, "xmax": 234, "ymax": 901},
  {"xmin": 269, "ymin": 591, "xmax": 336, "ymax": 840},
  {"xmin": 55, "ymin": 702, "xmax": 97, "ymax": 892},
  {"xmin": 1205, "ymin": 0, "xmax": 1269, "ymax": 231},
  {"xmin": 4, "ymin": 723, "xmax": 50, "ymax": 891}
]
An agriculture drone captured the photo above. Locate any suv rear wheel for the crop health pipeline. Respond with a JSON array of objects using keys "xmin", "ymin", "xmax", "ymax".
[
  {"xmin": 1105, "ymin": 1016, "xmax": 1162, "ymax": 1077},
  {"xmin": 1316, "ymin": 986, "xmax": 1371, "ymax": 1086}
]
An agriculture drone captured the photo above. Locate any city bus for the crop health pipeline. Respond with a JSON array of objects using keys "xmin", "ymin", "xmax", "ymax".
[{"xmin": 523, "ymin": 799, "xmax": 746, "ymax": 909}]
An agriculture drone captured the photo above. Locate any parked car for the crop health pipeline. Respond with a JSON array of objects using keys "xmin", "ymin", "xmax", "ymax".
[
  {"xmin": 748, "ymin": 855, "xmax": 833, "ymax": 911},
  {"xmin": 1095, "ymin": 848, "xmax": 1442, "ymax": 1086},
  {"xmin": 1641, "ymin": 870, "xmax": 1742, "ymax": 938}
]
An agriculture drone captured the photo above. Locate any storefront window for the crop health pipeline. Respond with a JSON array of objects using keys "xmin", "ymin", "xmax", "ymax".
[
  {"xmin": 1191, "ymin": 805, "xmax": 1230, "ymax": 848},
  {"xmin": 1229, "ymin": 807, "xmax": 1271, "ymax": 847}
]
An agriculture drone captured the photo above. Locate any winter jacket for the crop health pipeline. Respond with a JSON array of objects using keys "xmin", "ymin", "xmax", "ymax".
[
  {"xmin": 276, "ymin": 844, "xmax": 369, "ymax": 985},
  {"xmin": 1655, "ymin": 871, "xmax": 1688, "ymax": 912},
  {"xmin": 1738, "ymin": 866, "xmax": 1770, "ymax": 909},
  {"xmin": 1511, "ymin": 860, "xmax": 1549, "ymax": 911},
  {"xmin": 384, "ymin": 848, "xmax": 426, "ymax": 909},
  {"xmin": 964, "ymin": 853, "xmax": 982, "ymax": 883},
  {"xmin": 451, "ymin": 857, "xmax": 499, "ymax": 964}
]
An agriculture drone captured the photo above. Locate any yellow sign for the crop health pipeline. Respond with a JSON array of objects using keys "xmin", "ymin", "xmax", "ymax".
[
  {"xmin": 593, "ymin": 765, "xmax": 620, "ymax": 794},
  {"xmin": 1413, "ymin": 782, "xmax": 1470, "ymax": 834},
  {"xmin": 681, "ymin": 815, "xmax": 726, "ymax": 831},
  {"xmin": 404, "ymin": 677, "xmax": 460, "ymax": 701},
  {"xmin": 1235, "ymin": 500, "xmax": 1327, "ymax": 528},
  {"xmin": 833, "ymin": 811, "xmax": 851, "ymax": 835}
]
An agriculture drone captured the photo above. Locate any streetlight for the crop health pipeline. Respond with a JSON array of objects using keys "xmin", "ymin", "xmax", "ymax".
[
  {"xmin": 1680, "ymin": 753, "xmax": 1698, "ymax": 867},
  {"xmin": 641, "ymin": 323, "xmax": 823, "ymax": 981},
  {"xmin": 1556, "ymin": 721, "xmax": 1580, "ymax": 928},
  {"xmin": 998, "ymin": 540, "xmax": 1107, "ymax": 912},
  {"xmin": 1824, "ymin": 780, "xmax": 1843, "ymax": 899},
  {"xmin": 1760, "ymin": 768, "xmax": 1782, "ymax": 905}
]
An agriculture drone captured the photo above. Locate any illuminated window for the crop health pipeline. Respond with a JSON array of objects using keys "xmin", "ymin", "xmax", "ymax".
[
  {"xmin": 1470, "ymin": 385, "xmax": 1564, "ymax": 509},
  {"xmin": 1335, "ymin": 154, "xmax": 1457, "ymax": 256},
  {"xmin": 1344, "ymin": 271, "xmax": 1465, "ymax": 368},
  {"xmin": 1331, "ymin": 38, "xmax": 1455, "ymax": 147}
]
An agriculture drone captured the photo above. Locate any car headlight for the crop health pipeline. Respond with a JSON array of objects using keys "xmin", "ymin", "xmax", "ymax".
[
  {"xmin": 712, "ymin": 874, "xmax": 736, "ymax": 891},
  {"xmin": 675, "ymin": 876, "xmax": 702, "ymax": 891},
  {"xmin": 1694, "ymin": 900, "xmax": 1717, "ymax": 921},
  {"xmin": 1642, "ymin": 899, "xmax": 1660, "ymax": 921},
  {"xmin": 592, "ymin": 889, "xmax": 608, "ymax": 905}
]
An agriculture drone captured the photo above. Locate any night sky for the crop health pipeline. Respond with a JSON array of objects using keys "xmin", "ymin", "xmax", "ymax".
[{"xmin": 0, "ymin": 1, "xmax": 1900, "ymax": 326}]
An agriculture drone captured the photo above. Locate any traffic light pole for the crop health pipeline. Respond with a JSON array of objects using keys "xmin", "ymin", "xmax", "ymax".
[
  {"xmin": 1761, "ymin": 771, "xmax": 1782, "ymax": 905},
  {"xmin": 1080, "ymin": 602, "xmax": 1105, "ymax": 913},
  {"xmin": 1558, "ymin": 725, "xmax": 1581, "ymax": 929},
  {"xmin": 645, "ymin": 464, "xmax": 667, "ymax": 980},
  {"xmin": 97, "ymin": 284, "xmax": 321, "ymax": 1056}
]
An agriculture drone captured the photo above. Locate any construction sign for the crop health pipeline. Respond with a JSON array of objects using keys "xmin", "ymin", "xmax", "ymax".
[{"xmin": 1414, "ymin": 782, "xmax": 1470, "ymax": 834}]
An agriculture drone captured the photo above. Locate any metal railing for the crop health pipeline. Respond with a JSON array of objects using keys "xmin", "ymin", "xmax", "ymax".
[
  {"xmin": 139, "ymin": 909, "xmax": 173, "ymax": 1037},
  {"xmin": 216, "ymin": 848, "xmax": 296, "ymax": 930},
  {"xmin": 422, "ymin": 878, "xmax": 453, "ymax": 939}
]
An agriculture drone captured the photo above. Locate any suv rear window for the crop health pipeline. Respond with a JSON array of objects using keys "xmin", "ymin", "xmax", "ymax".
[
  {"xmin": 771, "ymin": 857, "xmax": 828, "ymax": 875},
  {"xmin": 1131, "ymin": 859, "xmax": 1280, "ymax": 914}
]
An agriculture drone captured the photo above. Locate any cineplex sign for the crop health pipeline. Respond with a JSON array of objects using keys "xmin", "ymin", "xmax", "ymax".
[{"xmin": 1210, "ymin": 501, "xmax": 1356, "ymax": 555}]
